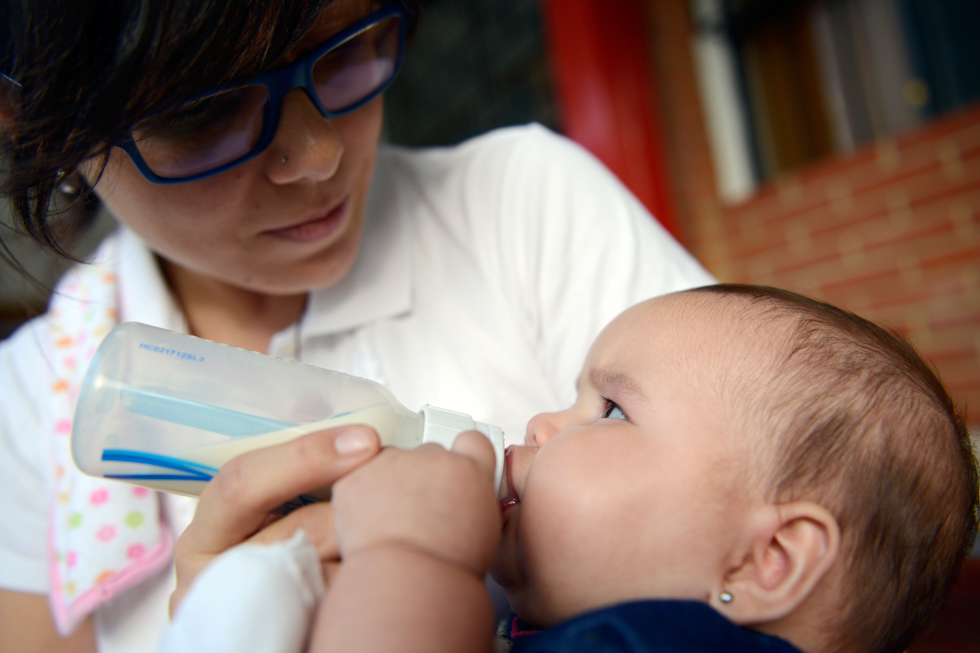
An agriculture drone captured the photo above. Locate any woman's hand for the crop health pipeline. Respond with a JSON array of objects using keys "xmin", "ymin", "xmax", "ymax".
[{"xmin": 170, "ymin": 425, "xmax": 381, "ymax": 616}]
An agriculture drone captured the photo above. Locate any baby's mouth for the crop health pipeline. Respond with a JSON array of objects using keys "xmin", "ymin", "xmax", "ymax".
[{"xmin": 500, "ymin": 445, "xmax": 521, "ymax": 515}]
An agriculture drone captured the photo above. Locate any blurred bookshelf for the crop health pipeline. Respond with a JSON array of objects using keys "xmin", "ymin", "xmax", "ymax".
[{"xmin": 691, "ymin": 0, "xmax": 980, "ymax": 202}]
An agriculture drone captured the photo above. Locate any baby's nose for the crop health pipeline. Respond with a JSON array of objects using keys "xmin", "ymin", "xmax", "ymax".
[{"xmin": 525, "ymin": 412, "xmax": 561, "ymax": 446}]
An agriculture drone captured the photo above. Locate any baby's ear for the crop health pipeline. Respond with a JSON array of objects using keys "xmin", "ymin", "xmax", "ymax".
[{"xmin": 715, "ymin": 502, "xmax": 840, "ymax": 625}]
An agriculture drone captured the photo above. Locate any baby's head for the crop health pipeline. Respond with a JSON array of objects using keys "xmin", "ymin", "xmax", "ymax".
[{"xmin": 492, "ymin": 284, "xmax": 978, "ymax": 653}]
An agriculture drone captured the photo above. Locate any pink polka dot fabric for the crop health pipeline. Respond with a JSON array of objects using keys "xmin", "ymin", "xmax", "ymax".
[{"xmin": 46, "ymin": 241, "xmax": 174, "ymax": 636}]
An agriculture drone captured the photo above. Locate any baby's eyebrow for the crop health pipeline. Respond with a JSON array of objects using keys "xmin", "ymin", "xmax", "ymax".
[{"xmin": 586, "ymin": 368, "xmax": 645, "ymax": 398}]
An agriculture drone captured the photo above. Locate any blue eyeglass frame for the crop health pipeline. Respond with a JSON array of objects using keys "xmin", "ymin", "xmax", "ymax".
[{"xmin": 115, "ymin": 4, "xmax": 407, "ymax": 185}]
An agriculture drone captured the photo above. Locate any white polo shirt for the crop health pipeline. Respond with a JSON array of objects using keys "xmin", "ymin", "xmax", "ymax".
[{"xmin": 0, "ymin": 124, "xmax": 713, "ymax": 652}]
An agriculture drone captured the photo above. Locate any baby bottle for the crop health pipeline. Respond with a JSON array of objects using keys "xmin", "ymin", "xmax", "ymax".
[{"xmin": 71, "ymin": 322, "xmax": 505, "ymax": 505}]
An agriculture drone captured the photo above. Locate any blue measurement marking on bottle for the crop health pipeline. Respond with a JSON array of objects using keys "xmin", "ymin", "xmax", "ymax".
[
  {"xmin": 102, "ymin": 449, "xmax": 218, "ymax": 482},
  {"xmin": 120, "ymin": 386, "xmax": 296, "ymax": 436}
]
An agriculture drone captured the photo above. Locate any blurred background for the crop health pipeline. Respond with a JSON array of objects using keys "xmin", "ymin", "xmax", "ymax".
[{"xmin": 2, "ymin": 0, "xmax": 979, "ymax": 644}]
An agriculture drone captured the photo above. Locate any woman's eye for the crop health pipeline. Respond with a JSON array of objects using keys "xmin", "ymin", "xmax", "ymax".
[
  {"xmin": 602, "ymin": 402, "xmax": 627, "ymax": 420},
  {"xmin": 139, "ymin": 93, "xmax": 246, "ymax": 139}
]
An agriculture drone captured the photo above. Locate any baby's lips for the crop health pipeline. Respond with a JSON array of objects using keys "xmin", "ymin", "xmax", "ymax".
[
  {"xmin": 500, "ymin": 497, "xmax": 520, "ymax": 513},
  {"xmin": 500, "ymin": 443, "xmax": 540, "ymax": 515},
  {"xmin": 499, "ymin": 445, "xmax": 520, "ymax": 511}
]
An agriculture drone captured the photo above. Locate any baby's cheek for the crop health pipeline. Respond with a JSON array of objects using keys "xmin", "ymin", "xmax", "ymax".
[
  {"xmin": 517, "ymin": 506, "xmax": 614, "ymax": 625},
  {"xmin": 518, "ymin": 482, "xmax": 596, "ymax": 580}
]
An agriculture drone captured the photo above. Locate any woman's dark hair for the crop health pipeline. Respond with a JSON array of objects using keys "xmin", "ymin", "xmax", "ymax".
[{"xmin": 0, "ymin": 0, "xmax": 423, "ymax": 258}]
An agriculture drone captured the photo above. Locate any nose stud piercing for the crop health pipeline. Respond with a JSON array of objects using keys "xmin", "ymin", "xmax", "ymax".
[
  {"xmin": 719, "ymin": 591, "xmax": 733, "ymax": 604},
  {"xmin": 281, "ymin": 156, "xmax": 288, "ymax": 164}
]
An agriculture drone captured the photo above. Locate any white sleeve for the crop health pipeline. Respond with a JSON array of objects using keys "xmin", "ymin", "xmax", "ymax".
[
  {"xmin": 470, "ymin": 125, "xmax": 716, "ymax": 405},
  {"xmin": 0, "ymin": 322, "xmax": 57, "ymax": 594},
  {"xmin": 159, "ymin": 530, "xmax": 324, "ymax": 653}
]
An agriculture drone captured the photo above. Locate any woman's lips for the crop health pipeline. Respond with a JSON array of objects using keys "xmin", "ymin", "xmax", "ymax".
[{"xmin": 265, "ymin": 198, "xmax": 349, "ymax": 243}]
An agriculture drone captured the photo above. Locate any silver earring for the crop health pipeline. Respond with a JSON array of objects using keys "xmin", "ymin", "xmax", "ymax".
[
  {"xmin": 719, "ymin": 591, "xmax": 733, "ymax": 604},
  {"xmin": 280, "ymin": 156, "xmax": 288, "ymax": 164}
]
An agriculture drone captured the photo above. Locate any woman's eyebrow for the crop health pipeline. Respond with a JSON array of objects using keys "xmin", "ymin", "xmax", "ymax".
[{"xmin": 283, "ymin": 0, "xmax": 379, "ymax": 63}]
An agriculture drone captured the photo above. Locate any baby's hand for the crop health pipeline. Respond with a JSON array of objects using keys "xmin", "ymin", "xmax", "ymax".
[
  {"xmin": 310, "ymin": 433, "xmax": 501, "ymax": 651},
  {"xmin": 330, "ymin": 431, "xmax": 502, "ymax": 576}
]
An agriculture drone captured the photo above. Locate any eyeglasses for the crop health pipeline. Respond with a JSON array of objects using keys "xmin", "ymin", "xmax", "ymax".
[{"xmin": 116, "ymin": 5, "xmax": 406, "ymax": 185}]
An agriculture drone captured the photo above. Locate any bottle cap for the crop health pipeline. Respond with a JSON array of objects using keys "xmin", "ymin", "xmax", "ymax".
[{"xmin": 420, "ymin": 405, "xmax": 506, "ymax": 499}]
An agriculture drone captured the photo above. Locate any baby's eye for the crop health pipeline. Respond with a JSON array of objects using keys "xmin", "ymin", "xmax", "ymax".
[{"xmin": 602, "ymin": 401, "xmax": 627, "ymax": 420}]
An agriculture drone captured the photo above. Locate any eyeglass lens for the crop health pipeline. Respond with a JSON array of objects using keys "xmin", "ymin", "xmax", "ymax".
[{"xmin": 131, "ymin": 12, "xmax": 401, "ymax": 179}]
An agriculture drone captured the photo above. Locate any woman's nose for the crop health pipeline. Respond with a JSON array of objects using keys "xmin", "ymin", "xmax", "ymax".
[
  {"xmin": 266, "ymin": 89, "xmax": 343, "ymax": 184},
  {"xmin": 525, "ymin": 411, "xmax": 564, "ymax": 447}
]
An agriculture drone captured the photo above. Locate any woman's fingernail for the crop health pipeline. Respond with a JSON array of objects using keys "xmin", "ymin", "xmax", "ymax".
[{"xmin": 334, "ymin": 427, "xmax": 375, "ymax": 455}]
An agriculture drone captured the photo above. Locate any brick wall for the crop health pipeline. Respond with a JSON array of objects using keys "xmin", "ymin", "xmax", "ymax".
[{"xmin": 645, "ymin": 0, "xmax": 980, "ymax": 428}]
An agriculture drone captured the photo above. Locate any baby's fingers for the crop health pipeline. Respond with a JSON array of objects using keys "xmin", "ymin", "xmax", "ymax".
[{"xmin": 451, "ymin": 430, "xmax": 497, "ymax": 483}]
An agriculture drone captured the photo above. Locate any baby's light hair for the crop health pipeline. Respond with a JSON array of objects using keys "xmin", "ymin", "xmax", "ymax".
[{"xmin": 690, "ymin": 285, "xmax": 978, "ymax": 653}]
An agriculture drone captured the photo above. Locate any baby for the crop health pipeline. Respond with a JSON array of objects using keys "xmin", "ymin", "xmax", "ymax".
[{"xmin": 162, "ymin": 285, "xmax": 978, "ymax": 653}]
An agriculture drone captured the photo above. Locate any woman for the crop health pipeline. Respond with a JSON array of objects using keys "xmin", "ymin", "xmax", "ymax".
[{"xmin": 0, "ymin": 0, "xmax": 714, "ymax": 651}]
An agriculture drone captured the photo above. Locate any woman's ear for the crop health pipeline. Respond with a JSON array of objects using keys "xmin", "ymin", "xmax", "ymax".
[
  {"xmin": 1, "ymin": 75, "xmax": 19, "ymax": 126},
  {"xmin": 714, "ymin": 502, "xmax": 841, "ymax": 626}
]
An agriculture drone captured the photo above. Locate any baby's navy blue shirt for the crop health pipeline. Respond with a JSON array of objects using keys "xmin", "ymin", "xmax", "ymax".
[{"xmin": 509, "ymin": 600, "xmax": 803, "ymax": 653}]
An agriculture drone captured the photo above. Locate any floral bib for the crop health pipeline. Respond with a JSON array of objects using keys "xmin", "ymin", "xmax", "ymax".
[{"xmin": 46, "ymin": 239, "xmax": 173, "ymax": 635}]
